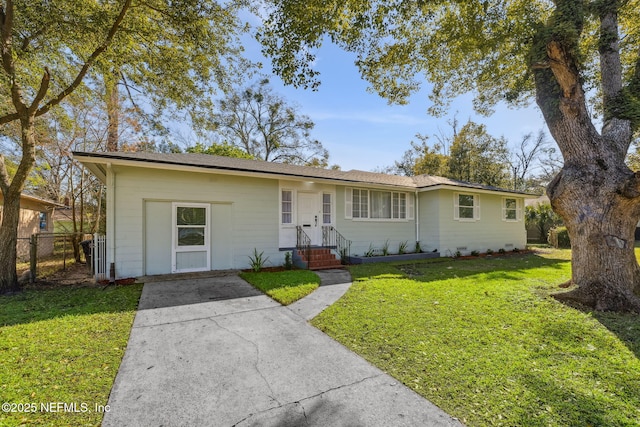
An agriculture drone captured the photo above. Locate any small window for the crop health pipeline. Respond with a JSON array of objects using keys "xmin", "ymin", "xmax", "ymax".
[
  {"xmin": 176, "ymin": 206, "xmax": 206, "ymax": 246},
  {"xmin": 322, "ymin": 193, "xmax": 331, "ymax": 224},
  {"xmin": 39, "ymin": 212, "xmax": 47, "ymax": 230},
  {"xmin": 503, "ymin": 198, "xmax": 520, "ymax": 221},
  {"xmin": 353, "ymin": 189, "xmax": 369, "ymax": 219},
  {"xmin": 282, "ymin": 190, "xmax": 293, "ymax": 224},
  {"xmin": 458, "ymin": 194, "xmax": 475, "ymax": 219},
  {"xmin": 454, "ymin": 193, "xmax": 479, "ymax": 221},
  {"xmin": 393, "ymin": 193, "xmax": 407, "ymax": 219}
]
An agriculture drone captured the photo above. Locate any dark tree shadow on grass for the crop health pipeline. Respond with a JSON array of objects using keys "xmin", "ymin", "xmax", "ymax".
[
  {"xmin": 592, "ymin": 311, "xmax": 640, "ymax": 359},
  {"xmin": 0, "ymin": 284, "xmax": 142, "ymax": 327},
  {"xmin": 393, "ymin": 253, "xmax": 570, "ymax": 284}
]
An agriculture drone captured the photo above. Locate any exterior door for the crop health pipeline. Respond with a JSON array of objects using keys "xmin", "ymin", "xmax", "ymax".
[
  {"xmin": 172, "ymin": 203, "xmax": 210, "ymax": 273},
  {"xmin": 297, "ymin": 192, "xmax": 321, "ymax": 245}
]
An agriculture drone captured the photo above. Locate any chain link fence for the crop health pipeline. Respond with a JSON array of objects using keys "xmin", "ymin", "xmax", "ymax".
[{"xmin": 18, "ymin": 232, "xmax": 93, "ymax": 282}]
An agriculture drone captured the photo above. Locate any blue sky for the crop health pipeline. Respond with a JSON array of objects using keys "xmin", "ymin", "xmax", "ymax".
[{"xmin": 219, "ymin": 35, "xmax": 550, "ymax": 172}]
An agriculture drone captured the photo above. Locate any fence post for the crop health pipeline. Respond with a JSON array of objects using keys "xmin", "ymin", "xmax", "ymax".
[{"xmin": 29, "ymin": 234, "xmax": 37, "ymax": 283}]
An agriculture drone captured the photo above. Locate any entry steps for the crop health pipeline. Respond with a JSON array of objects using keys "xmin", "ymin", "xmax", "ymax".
[{"xmin": 296, "ymin": 247, "xmax": 344, "ymax": 270}]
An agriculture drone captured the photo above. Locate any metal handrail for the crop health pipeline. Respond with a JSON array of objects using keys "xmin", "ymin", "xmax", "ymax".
[
  {"xmin": 322, "ymin": 226, "xmax": 351, "ymax": 263},
  {"xmin": 296, "ymin": 226, "xmax": 312, "ymax": 269}
]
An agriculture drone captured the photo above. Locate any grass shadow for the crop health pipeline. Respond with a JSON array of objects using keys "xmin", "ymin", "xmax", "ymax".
[
  {"xmin": 592, "ymin": 311, "xmax": 640, "ymax": 359},
  {"xmin": 350, "ymin": 252, "xmax": 571, "ymax": 285},
  {"xmin": 0, "ymin": 284, "xmax": 142, "ymax": 327}
]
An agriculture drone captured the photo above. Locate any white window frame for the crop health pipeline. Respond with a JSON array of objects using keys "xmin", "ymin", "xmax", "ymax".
[
  {"xmin": 454, "ymin": 193, "xmax": 480, "ymax": 221},
  {"xmin": 281, "ymin": 189, "xmax": 294, "ymax": 225},
  {"xmin": 346, "ymin": 188, "xmax": 413, "ymax": 221},
  {"xmin": 502, "ymin": 197, "xmax": 522, "ymax": 222},
  {"xmin": 322, "ymin": 192, "xmax": 332, "ymax": 225},
  {"xmin": 172, "ymin": 202, "xmax": 210, "ymax": 273}
]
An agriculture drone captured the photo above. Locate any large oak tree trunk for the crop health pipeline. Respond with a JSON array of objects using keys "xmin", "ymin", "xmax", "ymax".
[
  {"xmin": 0, "ymin": 186, "xmax": 21, "ymax": 293},
  {"xmin": 549, "ymin": 160, "xmax": 640, "ymax": 311},
  {"xmin": 532, "ymin": 2, "xmax": 640, "ymax": 312},
  {"xmin": 0, "ymin": 116, "xmax": 37, "ymax": 294}
]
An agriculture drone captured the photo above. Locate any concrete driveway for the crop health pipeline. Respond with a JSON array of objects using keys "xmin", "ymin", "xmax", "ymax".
[{"xmin": 103, "ymin": 272, "xmax": 463, "ymax": 426}]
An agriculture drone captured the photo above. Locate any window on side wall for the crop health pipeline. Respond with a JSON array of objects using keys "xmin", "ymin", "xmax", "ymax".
[
  {"xmin": 281, "ymin": 190, "xmax": 293, "ymax": 224},
  {"xmin": 502, "ymin": 197, "xmax": 521, "ymax": 221},
  {"xmin": 175, "ymin": 205, "xmax": 207, "ymax": 247},
  {"xmin": 454, "ymin": 193, "xmax": 479, "ymax": 221},
  {"xmin": 322, "ymin": 193, "xmax": 331, "ymax": 224},
  {"xmin": 39, "ymin": 212, "xmax": 47, "ymax": 231}
]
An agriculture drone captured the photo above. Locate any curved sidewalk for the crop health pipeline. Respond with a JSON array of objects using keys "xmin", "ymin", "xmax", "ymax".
[{"xmin": 103, "ymin": 271, "xmax": 463, "ymax": 427}]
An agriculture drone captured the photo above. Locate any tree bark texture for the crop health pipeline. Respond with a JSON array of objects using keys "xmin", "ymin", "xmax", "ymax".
[
  {"xmin": 533, "ymin": 1, "xmax": 640, "ymax": 311},
  {"xmin": 105, "ymin": 76, "xmax": 119, "ymax": 152},
  {"xmin": 0, "ymin": 116, "xmax": 37, "ymax": 293}
]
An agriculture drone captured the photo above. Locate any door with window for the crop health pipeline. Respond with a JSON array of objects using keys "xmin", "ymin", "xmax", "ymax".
[
  {"xmin": 297, "ymin": 192, "xmax": 321, "ymax": 245},
  {"xmin": 172, "ymin": 203, "xmax": 210, "ymax": 273}
]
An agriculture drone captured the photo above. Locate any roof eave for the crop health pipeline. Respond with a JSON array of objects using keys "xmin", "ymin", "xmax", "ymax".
[{"xmin": 72, "ymin": 152, "xmax": 415, "ymax": 191}]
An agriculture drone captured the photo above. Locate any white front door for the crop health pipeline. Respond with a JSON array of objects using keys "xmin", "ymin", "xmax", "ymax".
[{"xmin": 297, "ymin": 192, "xmax": 321, "ymax": 245}]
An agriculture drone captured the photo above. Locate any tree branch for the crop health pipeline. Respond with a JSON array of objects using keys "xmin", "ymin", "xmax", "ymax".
[
  {"xmin": 1, "ymin": 0, "xmax": 28, "ymax": 118},
  {"xmin": 598, "ymin": 2, "xmax": 632, "ymax": 144},
  {"xmin": 29, "ymin": 67, "xmax": 50, "ymax": 114},
  {"xmin": 35, "ymin": 0, "xmax": 132, "ymax": 119}
]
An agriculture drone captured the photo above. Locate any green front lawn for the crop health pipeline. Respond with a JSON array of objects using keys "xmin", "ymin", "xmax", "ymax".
[
  {"xmin": 0, "ymin": 285, "xmax": 142, "ymax": 426},
  {"xmin": 240, "ymin": 270, "xmax": 320, "ymax": 305},
  {"xmin": 312, "ymin": 250, "xmax": 640, "ymax": 426}
]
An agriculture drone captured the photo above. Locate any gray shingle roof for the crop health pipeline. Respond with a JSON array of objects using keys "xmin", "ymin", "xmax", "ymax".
[{"xmin": 72, "ymin": 151, "xmax": 530, "ymax": 195}]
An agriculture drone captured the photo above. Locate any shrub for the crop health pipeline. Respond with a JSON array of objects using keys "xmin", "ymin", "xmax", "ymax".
[
  {"xmin": 470, "ymin": 250, "xmax": 479, "ymax": 256},
  {"xmin": 498, "ymin": 248, "xmax": 506, "ymax": 254},
  {"xmin": 248, "ymin": 248, "xmax": 269, "ymax": 272},
  {"xmin": 365, "ymin": 243, "xmax": 376, "ymax": 257},
  {"xmin": 486, "ymin": 249, "xmax": 494, "ymax": 255},
  {"xmin": 415, "ymin": 241, "xmax": 423, "ymax": 253},
  {"xmin": 398, "ymin": 240, "xmax": 408, "ymax": 254},
  {"xmin": 284, "ymin": 251, "xmax": 293, "ymax": 270},
  {"xmin": 382, "ymin": 239, "xmax": 390, "ymax": 256},
  {"xmin": 548, "ymin": 226, "xmax": 571, "ymax": 248}
]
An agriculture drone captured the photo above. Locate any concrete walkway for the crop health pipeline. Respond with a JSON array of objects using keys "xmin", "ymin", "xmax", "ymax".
[{"xmin": 103, "ymin": 270, "xmax": 463, "ymax": 427}]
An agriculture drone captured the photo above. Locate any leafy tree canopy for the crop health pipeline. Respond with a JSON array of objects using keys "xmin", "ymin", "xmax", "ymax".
[
  {"xmin": 211, "ymin": 79, "xmax": 329, "ymax": 166},
  {"xmin": 258, "ymin": 0, "xmax": 639, "ymax": 121},
  {"xmin": 186, "ymin": 141, "xmax": 255, "ymax": 159}
]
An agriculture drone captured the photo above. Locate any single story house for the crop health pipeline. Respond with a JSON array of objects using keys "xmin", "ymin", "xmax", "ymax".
[
  {"xmin": 73, "ymin": 151, "xmax": 533, "ymax": 279},
  {"xmin": 0, "ymin": 193, "xmax": 62, "ymax": 260}
]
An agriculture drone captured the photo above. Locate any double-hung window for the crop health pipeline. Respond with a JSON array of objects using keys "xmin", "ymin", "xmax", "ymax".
[
  {"xmin": 502, "ymin": 197, "xmax": 521, "ymax": 221},
  {"xmin": 172, "ymin": 203, "xmax": 210, "ymax": 273},
  {"xmin": 322, "ymin": 193, "xmax": 332, "ymax": 224},
  {"xmin": 281, "ymin": 190, "xmax": 293, "ymax": 224},
  {"xmin": 352, "ymin": 189, "xmax": 369, "ymax": 219},
  {"xmin": 346, "ymin": 188, "xmax": 413, "ymax": 220},
  {"xmin": 176, "ymin": 205, "xmax": 207, "ymax": 246},
  {"xmin": 454, "ymin": 193, "xmax": 480, "ymax": 221}
]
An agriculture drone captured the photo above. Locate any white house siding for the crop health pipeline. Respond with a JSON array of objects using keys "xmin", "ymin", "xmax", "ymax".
[
  {"xmin": 417, "ymin": 191, "xmax": 440, "ymax": 253},
  {"xmin": 435, "ymin": 190, "xmax": 526, "ymax": 256},
  {"xmin": 108, "ymin": 166, "xmax": 280, "ymax": 278},
  {"xmin": 334, "ymin": 186, "xmax": 416, "ymax": 256}
]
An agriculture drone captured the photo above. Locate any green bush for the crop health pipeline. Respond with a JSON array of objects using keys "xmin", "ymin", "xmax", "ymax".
[{"xmin": 548, "ymin": 226, "xmax": 571, "ymax": 248}]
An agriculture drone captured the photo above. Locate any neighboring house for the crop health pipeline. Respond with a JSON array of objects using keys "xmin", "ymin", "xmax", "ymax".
[
  {"xmin": 0, "ymin": 193, "xmax": 62, "ymax": 260},
  {"xmin": 73, "ymin": 151, "xmax": 533, "ymax": 279},
  {"xmin": 525, "ymin": 195, "xmax": 551, "ymax": 243}
]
